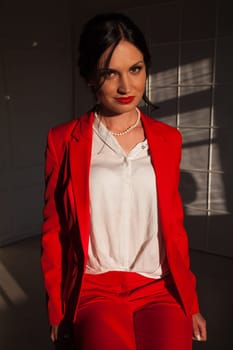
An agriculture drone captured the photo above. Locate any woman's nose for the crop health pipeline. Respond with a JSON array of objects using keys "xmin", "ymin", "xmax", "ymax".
[{"xmin": 117, "ymin": 74, "xmax": 130, "ymax": 94}]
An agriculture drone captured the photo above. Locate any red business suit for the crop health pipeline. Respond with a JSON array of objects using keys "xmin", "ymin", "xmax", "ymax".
[{"xmin": 41, "ymin": 110, "xmax": 199, "ymax": 328}]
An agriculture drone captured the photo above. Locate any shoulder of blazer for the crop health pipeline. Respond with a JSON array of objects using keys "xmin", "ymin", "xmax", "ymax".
[
  {"xmin": 141, "ymin": 111, "xmax": 182, "ymax": 147},
  {"xmin": 47, "ymin": 112, "xmax": 91, "ymax": 150}
]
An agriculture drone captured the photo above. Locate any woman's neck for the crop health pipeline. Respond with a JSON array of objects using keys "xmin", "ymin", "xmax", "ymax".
[{"xmin": 96, "ymin": 108, "xmax": 140, "ymax": 134}]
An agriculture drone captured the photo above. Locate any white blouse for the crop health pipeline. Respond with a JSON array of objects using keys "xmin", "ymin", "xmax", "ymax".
[{"xmin": 86, "ymin": 116, "xmax": 168, "ymax": 279}]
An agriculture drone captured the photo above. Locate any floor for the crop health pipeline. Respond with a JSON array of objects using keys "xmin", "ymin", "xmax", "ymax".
[{"xmin": 0, "ymin": 236, "xmax": 232, "ymax": 350}]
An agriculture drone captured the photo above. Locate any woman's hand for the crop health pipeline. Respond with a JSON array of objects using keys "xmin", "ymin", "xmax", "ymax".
[
  {"xmin": 192, "ymin": 313, "xmax": 207, "ymax": 341},
  {"xmin": 50, "ymin": 325, "xmax": 59, "ymax": 342}
]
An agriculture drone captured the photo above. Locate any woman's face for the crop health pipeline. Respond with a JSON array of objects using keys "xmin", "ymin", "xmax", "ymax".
[{"xmin": 94, "ymin": 40, "xmax": 147, "ymax": 116}]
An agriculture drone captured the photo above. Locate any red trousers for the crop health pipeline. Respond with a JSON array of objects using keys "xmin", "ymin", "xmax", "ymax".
[{"xmin": 73, "ymin": 271, "xmax": 192, "ymax": 350}]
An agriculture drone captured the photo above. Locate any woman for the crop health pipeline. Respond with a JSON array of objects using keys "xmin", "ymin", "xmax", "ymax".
[{"xmin": 41, "ymin": 12, "xmax": 207, "ymax": 350}]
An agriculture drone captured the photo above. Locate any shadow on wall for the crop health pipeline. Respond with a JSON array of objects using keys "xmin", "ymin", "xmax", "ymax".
[{"xmin": 148, "ymin": 55, "xmax": 233, "ymax": 258}]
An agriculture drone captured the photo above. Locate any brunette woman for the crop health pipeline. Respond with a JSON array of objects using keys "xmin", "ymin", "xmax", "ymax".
[{"xmin": 41, "ymin": 12, "xmax": 207, "ymax": 350}]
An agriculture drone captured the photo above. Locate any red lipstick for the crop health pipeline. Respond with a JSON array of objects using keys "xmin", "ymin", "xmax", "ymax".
[{"xmin": 115, "ymin": 96, "xmax": 135, "ymax": 104}]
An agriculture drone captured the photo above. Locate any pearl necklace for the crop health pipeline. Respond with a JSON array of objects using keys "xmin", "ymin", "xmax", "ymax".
[{"xmin": 95, "ymin": 108, "xmax": 141, "ymax": 136}]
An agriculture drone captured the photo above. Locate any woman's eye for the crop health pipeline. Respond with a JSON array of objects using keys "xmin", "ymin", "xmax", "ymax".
[
  {"xmin": 104, "ymin": 70, "xmax": 116, "ymax": 79},
  {"xmin": 130, "ymin": 66, "xmax": 142, "ymax": 73},
  {"xmin": 98, "ymin": 69, "xmax": 116, "ymax": 80}
]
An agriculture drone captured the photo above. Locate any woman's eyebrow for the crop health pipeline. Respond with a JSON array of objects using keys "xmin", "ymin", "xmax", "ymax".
[
  {"xmin": 97, "ymin": 60, "xmax": 144, "ymax": 75},
  {"xmin": 130, "ymin": 60, "xmax": 144, "ymax": 66},
  {"xmin": 114, "ymin": 60, "xmax": 144, "ymax": 68},
  {"xmin": 97, "ymin": 67, "xmax": 117, "ymax": 75}
]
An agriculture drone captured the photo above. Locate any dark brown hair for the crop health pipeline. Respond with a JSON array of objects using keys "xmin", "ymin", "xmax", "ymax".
[{"xmin": 77, "ymin": 13, "xmax": 155, "ymax": 108}]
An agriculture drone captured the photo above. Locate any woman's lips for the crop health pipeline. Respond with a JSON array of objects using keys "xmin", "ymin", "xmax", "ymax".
[{"xmin": 115, "ymin": 96, "xmax": 135, "ymax": 104}]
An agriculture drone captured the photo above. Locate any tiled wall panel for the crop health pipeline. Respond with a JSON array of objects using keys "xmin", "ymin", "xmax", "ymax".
[{"xmin": 127, "ymin": 0, "xmax": 233, "ymax": 257}]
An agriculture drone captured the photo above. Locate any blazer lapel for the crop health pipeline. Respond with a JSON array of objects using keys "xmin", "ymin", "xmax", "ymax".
[
  {"xmin": 69, "ymin": 112, "xmax": 94, "ymax": 257},
  {"xmin": 141, "ymin": 114, "xmax": 176, "ymax": 240}
]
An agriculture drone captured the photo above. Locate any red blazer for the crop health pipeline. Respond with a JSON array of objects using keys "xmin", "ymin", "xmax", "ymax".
[{"xmin": 41, "ymin": 110, "xmax": 199, "ymax": 326}]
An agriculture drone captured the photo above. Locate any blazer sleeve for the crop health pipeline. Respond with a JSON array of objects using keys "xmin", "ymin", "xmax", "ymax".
[
  {"xmin": 40, "ymin": 129, "xmax": 64, "ymax": 326},
  {"xmin": 173, "ymin": 131, "xmax": 200, "ymax": 314}
]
